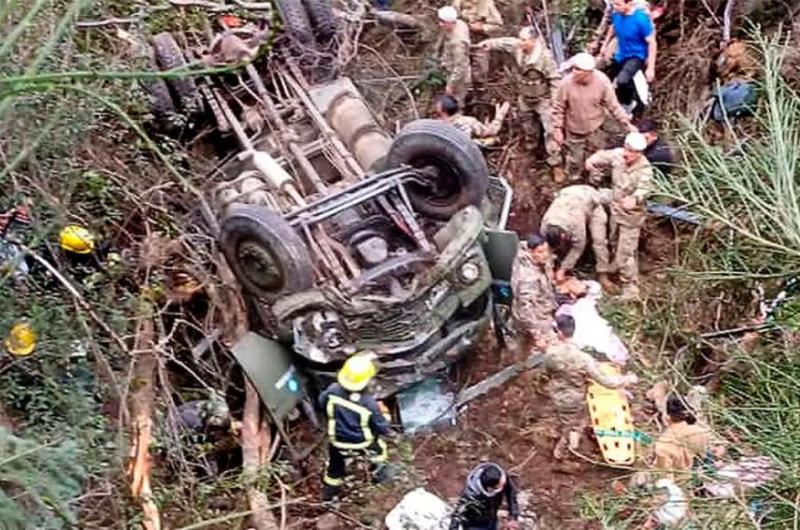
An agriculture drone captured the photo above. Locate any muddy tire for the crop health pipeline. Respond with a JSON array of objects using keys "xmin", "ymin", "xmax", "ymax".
[
  {"xmin": 144, "ymin": 78, "xmax": 177, "ymax": 126},
  {"xmin": 302, "ymin": 0, "xmax": 337, "ymax": 42},
  {"xmin": 275, "ymin": 0, "xmax": 315, "ymax": 47},
  {"xmin": 386, "ymin": 119, "xmax": 489, "ymax": 220},
  {"xmin": 152, "ymin": 32, "xmax": 201, "ymax": 115},
  {"xmin": 220, "ymin": 205, "xmax": 314, "ymax": 301}
]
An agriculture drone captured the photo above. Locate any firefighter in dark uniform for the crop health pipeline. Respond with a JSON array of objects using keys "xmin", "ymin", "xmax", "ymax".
[{"xmin": 320, "ymin": 352, "xmax": 394, "ymax": 501}]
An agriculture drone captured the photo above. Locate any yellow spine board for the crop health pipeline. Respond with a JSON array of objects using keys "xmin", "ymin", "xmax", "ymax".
[{"xmin": 586, "ymin": 362, "xmax": 635, "ymax": 465}]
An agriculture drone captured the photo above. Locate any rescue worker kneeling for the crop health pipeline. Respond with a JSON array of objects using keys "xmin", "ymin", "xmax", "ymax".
[{"xmin": 320, "ymin": 352, "xmax": 394, "ymax": 501}]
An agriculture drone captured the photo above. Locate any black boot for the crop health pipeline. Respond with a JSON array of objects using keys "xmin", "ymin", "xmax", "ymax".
[{"xmin": 322, "ymin": 484, "xmax": 339, "ymax": 502}]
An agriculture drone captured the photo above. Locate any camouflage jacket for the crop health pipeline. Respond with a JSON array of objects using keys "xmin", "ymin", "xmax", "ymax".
[
  {"xmin": 510, "ymin": 244, "xmax": 556, "ymax": 337},
  {"xmin": 452, "ymin": 0, "xmax": 503, "ymax": 30},
  {"xmin": 540, "ymin": 185, "xmax": 612, "ymax": 270},
  {"xmin": 586, "ymin": 148, "xmax": 653, "ymax": 225},
  {"xmin": 480, "ymin": 36, "xmax": 559, "ymax": 101},
  {"xmin": 442, "ymin": 20, "xmax": 472, "ymax": 88},
  {"xmin": 444, "ymin": 113, "xmax": 502, "ymax": 138},
  {"xmin": 543, "ymin": 339, "xmax": 628, "ymax": 412}
]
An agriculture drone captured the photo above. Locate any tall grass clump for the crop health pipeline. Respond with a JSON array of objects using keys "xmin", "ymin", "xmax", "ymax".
[{"xmin": 656, "ymin": 32, "xmax": 800, "ymax": 278}]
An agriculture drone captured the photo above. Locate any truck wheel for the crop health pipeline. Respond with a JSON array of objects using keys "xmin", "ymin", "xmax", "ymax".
[
  {"xmin": 302, "ymin": 0, "xmax": 337, "ymax": 42},
  {"xmin": 275, "ymin": 0, "xmax": 316, "ymax": 47},
  {"xmin": 152, "ymin": 32, "xmax": 202, "ymax": 115},
  {"xmin": 386, "ymin": 119, "xmax": 489, "ymax": 220},
  {"xmin": 220, "ymin": 205, "xmax": 315, "ymax": 301},
  {"xmin": 143, "ymin": 78, "xmax": 177, "ymax": 129}
]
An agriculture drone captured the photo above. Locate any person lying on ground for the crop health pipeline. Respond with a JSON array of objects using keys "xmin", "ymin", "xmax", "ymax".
[
  {"xmin": 600, "ymin": 0, "xmax": 657, "ymax": 114},
  {"xmin": 449, "ymin": 462, "xmax": 520, "ymax": 530},
  {"xmin": 543, "ymin": 314, "xmax": 638, "ymax": 460},
  {"xmin": 475, "ymin": 26, "xmax": 560, "ymax": 159},
  {"xmin": 541, "ymin": 184, "xmax": 614, "ymax": 291},
  {"xmin": 434, "ymin": 94, "xmax": 510, "ymax": 139},
  {"xmin": 635, "ymin": 118, "xmax": 675, "ymax": 175},
  {"xmin": 585, "ymin": 132, "xmax": 653, "ymax": 300},
  {"xmin": 551, "ymin": 52, "xmax": 636, "ymax": 182},
  {"xmin": 510, "ymin": 233, "xmax": 557, "ymax": 350}
]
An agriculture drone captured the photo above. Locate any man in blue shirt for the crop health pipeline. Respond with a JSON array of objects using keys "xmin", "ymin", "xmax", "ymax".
[{"xmin": 600, "ymin": 0, "xmax": 657, "ymax": 111}]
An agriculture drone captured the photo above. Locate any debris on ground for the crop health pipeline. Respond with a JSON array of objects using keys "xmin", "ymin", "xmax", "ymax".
[
  {"xmin": 384, "ymin": 488, "xmax": 450, "ymax": 530},
  {"xmin": 650, "ymin": 478, "xmax": 689, "ymax": 528},
  {"xmin": 397, "ymin": 378, "xmax": 455, "ymax": 434}
]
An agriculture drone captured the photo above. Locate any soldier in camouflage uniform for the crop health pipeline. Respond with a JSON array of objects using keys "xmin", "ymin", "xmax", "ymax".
[
  {"xmin": 438, "ymin": 6, "xmax": 472, "ymax": 107},
  {"xmin": 543, "ymin": 314, "xmax": 637, "ymax": 459},
  {"xmin": 541, "ymin": 185, "xmax": 614, "ymax": 290},
  {"xmin": 477, "ymin": 27, "xmax": 561, "ymax": 164},
  {"xmin": 585, "ymin": 132, "xmax": 653, "ymax": 299},
  {"xmin": 453, "ymin": 0, "xmax": 504, "ymax": 36},
  {"xmin": 551, "ymin": 53, "xmax": 635, "ymax": 183},
  {"xmin": 510, "ymin": 234, "xmax": 557, "ymax": 347},
  {"xmin": 435, "ymin": 94, "xmax": 510, "ymax": 139}
]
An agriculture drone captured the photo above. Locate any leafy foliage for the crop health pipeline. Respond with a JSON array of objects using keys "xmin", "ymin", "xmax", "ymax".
[
  {"xmin": 655, "ymin": 33, "xmax": 800, "ymax": 278},
  {"xmin": 0, "ymin": 428, "xmax": 85, "ymax": 529}
]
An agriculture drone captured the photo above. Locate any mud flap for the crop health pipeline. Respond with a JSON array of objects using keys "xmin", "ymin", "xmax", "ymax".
[
  {"xmin": 231, "ymin": 332, "xmax": 306, "ymax": 421},
  {"xmin": 586, "ymin": 363, "xmax": 635, "ymax": 465},
  {"xmin": 483, "ymin": 229, "xmax": 518, "ymax": 282},
  {"xmin": 484, "ymin": 230, "xmax": 518, "ymax": 347}
]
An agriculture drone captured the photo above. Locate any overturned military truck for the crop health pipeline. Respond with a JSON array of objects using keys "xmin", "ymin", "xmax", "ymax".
[{"xmin": 147, "ymin": 18, "xmax": 515, "ymax": 418}]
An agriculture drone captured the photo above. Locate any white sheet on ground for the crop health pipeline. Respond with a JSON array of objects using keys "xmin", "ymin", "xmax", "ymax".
[
  {"xmin": 385, "ymin": 488, "xmax": 450, "ymax": 530},
  {"xmin": 555, "ymin": 281, "xmax": 629, "ymax": 364}
]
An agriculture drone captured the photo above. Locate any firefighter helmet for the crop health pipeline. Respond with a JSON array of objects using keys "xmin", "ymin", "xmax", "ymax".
[
  {"xmin": 5, "ymin": 322, "xmax": 37, "ymax": 357},
  {"xmin": 338, "ymin": 352, "xmax": 377, "ymax": 392},
  {"xmin": 59, "ymin": 225, "xmax": 95, "ymax": 254}
]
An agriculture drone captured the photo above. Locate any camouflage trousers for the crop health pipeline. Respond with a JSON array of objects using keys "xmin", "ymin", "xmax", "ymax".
[
  {"xmin": 587, "ymin": 206, "xmax": 612, "ymax": 274},
  {"xmin": 449, "ymin": 79, "xmax": 471, "ymax": 108},
  {"xmin": 610, "ymin": 213, "xmax": 643, "ymax": 286},
  {"xmin": 518, "ymin": 96, "xmax": 560, "ymax": 167},
  {"xmin": 564, "ymin": 127, "xmax": 608, "ymax": 182},
  {"xmin": 546, "ymin": 377, "xmax": 588, "ymax": 436}
]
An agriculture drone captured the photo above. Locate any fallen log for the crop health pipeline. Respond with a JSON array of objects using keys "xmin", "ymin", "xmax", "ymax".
[
  {"xmin": 371, "ymin": 10, "xmax": 424, "ymax": 29},
  {"xmin": 127, "ymin": 317, "xmax": 161, "ymax": 530}
]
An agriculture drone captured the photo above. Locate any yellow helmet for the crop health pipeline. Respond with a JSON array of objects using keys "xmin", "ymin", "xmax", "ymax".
[
  {"xmin": 338, "ymin": 352, "xmax": 377, "ymax": 392},
  {"xmin": 5, "ymin": 322, "xmax": 37, "ymax": 357},
  {"xmin": 59, "ymin": 225, "xmax": 95, "ymax": 254}
]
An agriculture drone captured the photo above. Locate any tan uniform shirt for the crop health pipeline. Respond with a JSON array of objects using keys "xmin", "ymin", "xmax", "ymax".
[
  {"xmin": 443, "ymin": 20, "xmax": 472, "ymax": 91},
  {"xmin": 445, "ymin": 113, "xmax": 503, "ymax": 138},
  {"xmin": 452, "ymin": 0, "xmax": 503, "ymax": 31},
  {"xmin": 543, "ymin": 339, "xmax": 627, "ymax": 413},
  {"xmin": 654, "ymin": 421, "xmax": 712, "ymax": 473},
  {"xmin": 510, "ymin": 245, "xmax": 556, "ymax": 338},
  {"xmin": 586, "ymin": 149, "xmax": 653, "ymax": 225},
  {"xmin": 480, "ymin": 37, "xmax": 560, "ymax": 101},
  {"xmin": 541, "ymin": 185, "xmax": 612, "ymax": 270},
  {"xmin": 551, "ymin": 71, "xmax": 631, "ymax": 137}
]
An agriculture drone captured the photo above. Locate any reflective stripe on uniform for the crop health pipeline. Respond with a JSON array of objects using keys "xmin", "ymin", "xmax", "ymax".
[
  {"xmin": 326, "ymin": 394, "xmax": 374, "ymax": 449},
  {"xmin": 323, "ymin": 473, "xmax": 344, "ymax": 486},
  {"xmin": 369, "ymin": 438, "xmax": 388, "ymax": 463}
]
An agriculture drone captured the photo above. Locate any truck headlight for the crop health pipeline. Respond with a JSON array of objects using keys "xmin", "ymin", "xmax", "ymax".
[{"xmin": 460, "ymin": 262, "xmax": 481, "ymax": 283}]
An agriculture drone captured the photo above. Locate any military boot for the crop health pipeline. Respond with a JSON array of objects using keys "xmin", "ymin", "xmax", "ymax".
[
  {"xmin": 321, "ymin": 484, "xmax": 339, "ymax": 503},
  {"xmin": 598, "ymin": 273, "xmax": 616, "ymax": 293},
  {"xmin": 620, "ymin": 284, "xmax": 640, "ymax": 301},
  {"xmin": 372, "ymin": 463, "xmax": 398, "ymax": 485}
]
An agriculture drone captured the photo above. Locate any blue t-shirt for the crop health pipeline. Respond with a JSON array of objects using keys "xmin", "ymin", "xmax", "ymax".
[{"xmin": 611, "ymin": 9, "xmax": 653, "ymax": 62}]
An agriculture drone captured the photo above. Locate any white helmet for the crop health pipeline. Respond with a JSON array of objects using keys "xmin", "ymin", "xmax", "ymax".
[
  {"xmin": 624, "ymin": 132, "xmax": 648, "ymax": 152},
  {"xmin": 438, "ymin": 5, "xmax": 458, "ymax": 22},
  {"xmin": 571, "ymin": 52, "xmax": 596, "ymax": 71}
]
